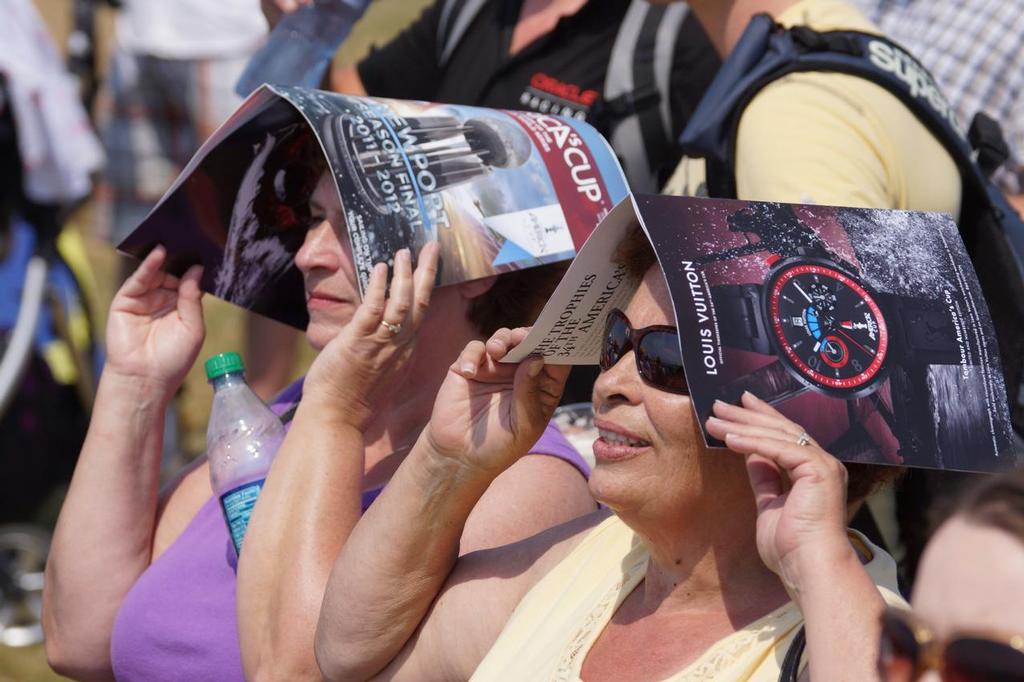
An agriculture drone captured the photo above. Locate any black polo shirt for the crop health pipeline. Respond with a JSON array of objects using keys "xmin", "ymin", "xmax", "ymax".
[{"xmin": 358, "ymin": 0, "xmax": 720, "ymax": 186}]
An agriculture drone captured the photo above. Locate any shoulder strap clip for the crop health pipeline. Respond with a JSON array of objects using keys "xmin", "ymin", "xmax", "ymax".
[
  {"xmin": 789, "ymin": 25, "xmax": 862, "ymax": 57},
  {"xmin": 968, "ymin": 111, "xmax": 1011, "ymax": 178}
]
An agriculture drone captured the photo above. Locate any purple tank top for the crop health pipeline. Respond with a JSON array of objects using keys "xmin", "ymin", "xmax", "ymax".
[{"xmin": 109, "ymin": 378, "xmax": 588, "ymax": 681}]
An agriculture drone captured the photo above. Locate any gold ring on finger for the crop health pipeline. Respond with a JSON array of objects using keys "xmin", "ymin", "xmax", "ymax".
[{"xmin": 380, "ymin": 320, "xmax": 402, "ymax": 336}]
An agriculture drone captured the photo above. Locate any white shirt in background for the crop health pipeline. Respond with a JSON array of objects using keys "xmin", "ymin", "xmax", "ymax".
[{"xmin": 115, "ymin": 0, "xmax": 268, "ymax": 59}]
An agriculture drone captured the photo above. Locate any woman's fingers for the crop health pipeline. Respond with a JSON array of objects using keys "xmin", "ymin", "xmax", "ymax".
[
  {"xmin": 409, "ymin": 241, "xmax": 439, "ymax": 329},
  {"xmin": 382, "ymin": 248, "xmax": 413, "ymax": 331},
  {"xmin": 712, "ymin": 395, "xmax": 804, "ymax": 437},
  {"xmin": 707, "ymin": 417, "xmax": 804, "ymax": 447},
  {"xmin": 740, "ymin": 391, "xmax": 801, "ymax": 424},
  {"xmin": 351, "ymin": 262, "xmax": 389, "ymax": 334},
  {"xmin": 536, "ymin": 361, "xmax": 571, "ymax": 407},
  {"xmin": 485, "ymin": 327, "xmax": 530, "ymax": 360},
  {"xmin": 177, "ymin": 264, "xmax": 205, "ymax": 331},
  {"xmin": 724, "ymin": 432, "xmax": 844, "ymax": 484},
  {"xmin": 350, "ymin": 244, "xmax": 440, "ymax": 340},
  {"xmin": 119, "ymin": 246, "xmax": 167, "ymax": 298},
  {"xmin": 744, "ymin": 453, "xmax": 787, "ymax": 509},
  {"xmin": 453, "ymin": 340, "xmax": 488, "ymax": 378}
]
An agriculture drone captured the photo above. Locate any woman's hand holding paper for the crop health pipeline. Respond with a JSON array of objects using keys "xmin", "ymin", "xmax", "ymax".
[
  {"xmin": 705, "ymin": 393, "xmax": 853, "ymax": 599},
  {"xmin": 104, "ymin": 246, "xmax": 205, "ymax": 398},
  {"xmin": 425, "ymin": 327, "xmax": 570, "ymax": 476},
  {"xmin": 301, "ymin": 242, "xmax": 439, "ymax": 431}
]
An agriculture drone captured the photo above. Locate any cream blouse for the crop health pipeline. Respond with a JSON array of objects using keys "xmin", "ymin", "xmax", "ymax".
[{"xmin": 470, "ymin": 514, "xmax": 904, "ymax": 681}]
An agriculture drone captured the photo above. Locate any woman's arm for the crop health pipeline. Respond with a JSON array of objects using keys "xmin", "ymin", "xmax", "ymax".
[
  {"xmin": 707, "ymin": 394, "xmax": 886, "ymax": 682},
  {"xmin": 43, "ymin": 249, "xmax": 204, "ymax": 681},
  {"xmin": 315, "ymin": 328, "xmax": 579, "ymax": 681},
  {"xmin": 234, "ymin": 396, "xmax": 366, "ymax": 682},
  {"xmin": 236, "ymin": 246, "xmax": 437, "ymax": 681},
  {"xmin": 458, "ymin": 450, "xmax": 595, "ymax": 555}
]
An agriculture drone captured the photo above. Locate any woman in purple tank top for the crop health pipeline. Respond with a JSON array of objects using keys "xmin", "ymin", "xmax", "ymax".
[{"xmin": 43, "ymin": 147, "xmax": 595, "ymax": 681}]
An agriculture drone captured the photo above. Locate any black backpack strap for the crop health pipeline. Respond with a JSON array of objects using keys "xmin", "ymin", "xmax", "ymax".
[
  {"xmin": 436, "ymin": 0, "xmax": 488, "ymax": 68},
  {"xmin": 779, "ymin": 626, "xmax": 806, "ymax": 682}
]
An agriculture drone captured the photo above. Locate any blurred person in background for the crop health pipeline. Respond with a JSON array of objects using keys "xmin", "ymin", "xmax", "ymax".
[
  {"xmin": 0, "ymin": 0, "xmax": 104, "ymax": 519},
  {"xmin": 851, "ymin": 0, "xmax": 1024, "ymax": 215},
  {"xmin": 0, "ymin": 0, "xmax": 105, "ymax": 649},
  {"xmin": 95, "ymin": 0, "xmax": 266, "ymax": 249},
  {"xmin": 665, "ymin": 0, "xmax": 961, "ymax": 216},
  {"xmin": 42, "ymin": 140, "xmax": 596, "ymax": 681},
  {"xmin": 877, "ymin": 469, "xmax": 1024, "ymax": 681}
]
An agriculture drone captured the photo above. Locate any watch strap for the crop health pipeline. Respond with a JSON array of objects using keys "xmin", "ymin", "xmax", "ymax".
[
  {"xmin": 876, "ymin": 292, "xmax": 962, "ymax": 366},
  {"xmin": 710, "ymin": 284, "xmax": 773, "ymax": 355},
  {"xmin": 716, "ymin": 360, "xmax": 809, "ymax": 406}
]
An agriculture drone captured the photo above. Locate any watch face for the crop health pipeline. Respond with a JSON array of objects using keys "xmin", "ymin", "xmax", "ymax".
[{"xmin": 764, "ymin": 258, "xmax": 889, "ymax": 398}]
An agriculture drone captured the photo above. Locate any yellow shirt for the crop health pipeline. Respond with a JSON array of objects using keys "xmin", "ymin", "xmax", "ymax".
[
  {"xmin": 664, "ymin": 0, "xmax": 961, "ymax": 218},
  {"xmin": 470, "ymin": 514, "xmax": 904, "ymax": 682}
]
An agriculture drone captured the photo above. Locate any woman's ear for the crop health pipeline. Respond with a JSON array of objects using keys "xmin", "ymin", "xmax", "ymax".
[{"xmin": 458, "ymin": 275, "xmax": 498, "ymax": 300}]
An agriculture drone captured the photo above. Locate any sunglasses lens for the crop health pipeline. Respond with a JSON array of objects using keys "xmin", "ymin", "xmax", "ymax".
[
  {"xmin": 600, "ymin": 311, "xmax": 630, "ymax": 371},
  {"xmin": 878, "ymin": 614, "xmax": 919, "ymax": 682},
  {"xmin": 636, "ymin": 331, "xmax": 687, "ymax": 394},
  {"xmin": 945, "ymin": 638, "xmax": 1024, "ymax": 682}
]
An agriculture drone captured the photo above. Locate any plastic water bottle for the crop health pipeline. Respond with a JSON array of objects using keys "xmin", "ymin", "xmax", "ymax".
[
  {"xmin": 234, "ymin": 0, "xmax": 372, "ymax": 97},
  {"xmin": 205, "ymin": 352, "xmax": 285, "ymax": 555}
]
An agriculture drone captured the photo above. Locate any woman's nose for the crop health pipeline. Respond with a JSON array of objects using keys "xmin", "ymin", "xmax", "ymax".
[
  {"xmin": 294, "ymin": 219, "xmax": 341, "ymax": 275},
  {"xmin": 593, "ymin": 350, "xmax": 642, "ymax": 408}
]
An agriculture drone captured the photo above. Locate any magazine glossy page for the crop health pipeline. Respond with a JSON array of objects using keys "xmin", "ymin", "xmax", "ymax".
[
  {"xmin": 642, "ymin": 195, "xmax": 1014, "ymax": 472},
  {"xmin": 118, "ymin": 85, "xmax": 627, "ymax": 329},
  {"xmin": 511, "ymin": 193, "xmax": 1017, "ymax": 472}
]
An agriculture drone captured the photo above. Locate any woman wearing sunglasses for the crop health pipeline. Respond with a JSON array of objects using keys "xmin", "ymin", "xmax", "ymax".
[
  {"xmin": 878, "ymin": 470, "xmax": 1024, "ymax": 681},
  {"xmin": 315, "ymin": 231, "xmax": 904, "ymax": 681}
]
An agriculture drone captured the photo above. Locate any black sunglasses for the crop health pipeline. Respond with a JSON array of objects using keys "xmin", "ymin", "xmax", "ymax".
[
  {"xmin": 600, "ymin": 308, "xmax": 688, "ymax": 394},
  {"xmin": 879, "ymin": 607, "xmax": 1024, "ymax": 682}
]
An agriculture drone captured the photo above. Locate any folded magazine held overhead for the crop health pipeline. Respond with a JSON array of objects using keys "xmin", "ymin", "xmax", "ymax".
[
  {"xmin": 506, "ymin": 194, "xmax": 1020, "ymax": 473},
  {"xmin": 118, "ymin": 85, "xmax": 628, "ymax": 328}
]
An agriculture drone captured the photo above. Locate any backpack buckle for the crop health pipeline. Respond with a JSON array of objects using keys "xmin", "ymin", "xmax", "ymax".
[
  {"xmin": 592, "ymin": 88, "xmax": 661, "ymax": 128},
  {"xmin": 968, "ymin": 111, "xmax": 1010, "ymax": 178},
  {"xmin": 790, "ymin": 26, "xmax": 862, "ymax": 56}
]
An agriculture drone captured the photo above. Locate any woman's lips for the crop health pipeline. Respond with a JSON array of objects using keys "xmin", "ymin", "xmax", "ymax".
[
  {"xmin": 592, "ymin": 419, "xmax": 651, "ymax": 462},
  {"xmin": 306, "ymin": 292, "xmax": 349, "ymax": 310}
]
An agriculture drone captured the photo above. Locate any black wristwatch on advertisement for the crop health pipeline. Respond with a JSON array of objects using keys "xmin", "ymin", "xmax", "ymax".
[
  {"xmin": 698, "ymin": 204, "xmax": 961, "ymax": 403},
  {"xmin": 710, "ymin": 255, "xmax": 961, "ymax": 401}
]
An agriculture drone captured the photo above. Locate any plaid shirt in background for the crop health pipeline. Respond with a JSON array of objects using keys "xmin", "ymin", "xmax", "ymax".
[{"xmin": 853, "ymin": 0, "xmax": 1024, "ymax": 195}]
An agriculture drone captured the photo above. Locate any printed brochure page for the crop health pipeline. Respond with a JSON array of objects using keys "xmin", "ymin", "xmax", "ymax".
[
  {"xmin": 511, "ymin": 193, "xmax": 1017, "ymax": 473},
  {"xmin": 118, "ymin": 85, "xmax": 628, "ymax": 329}
]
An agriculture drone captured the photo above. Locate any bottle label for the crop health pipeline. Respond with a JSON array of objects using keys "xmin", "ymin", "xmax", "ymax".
[{"xmin": 219, "ymin": 479, "xmax": 266, "ymax": 555}]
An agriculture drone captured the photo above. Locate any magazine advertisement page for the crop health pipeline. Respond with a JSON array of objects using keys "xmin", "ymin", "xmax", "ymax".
[
  {"xmin": 117, "ymin": 85, "xmax": 628, "ymax": 329},
  {"xmin": 510, "ymin": 194, "xmax": 1017, "ymax": 473}
]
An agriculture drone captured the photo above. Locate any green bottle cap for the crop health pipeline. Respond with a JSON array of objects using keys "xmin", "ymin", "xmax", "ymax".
[{"xmin": 205, "ymin": 352, "xmax": 245, "ymax": 381}]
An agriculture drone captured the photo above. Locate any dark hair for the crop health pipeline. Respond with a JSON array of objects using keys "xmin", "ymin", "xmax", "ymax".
[
  {"xmin": 949, "ymin": 468, "xmax": 1024, "ymax": 544},
  {"xmin": 613, "ymin": 222, "xmax": 658, "ymax": 279},
  {"xmin": 845, "ymin": 463, "xmax": 902, "ymax": 504},
  {"xmin": 467, "ymin": 261, "xmax": 570, "ymax": 336},
  {"xmin": 611, "ymin": 224, "xmax": 900, "ymax": 503}
]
